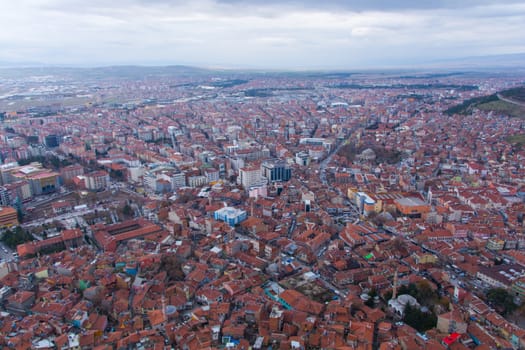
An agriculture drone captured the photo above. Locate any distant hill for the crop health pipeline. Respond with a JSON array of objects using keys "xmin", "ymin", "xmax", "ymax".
[
  {"xmin": 422, "ymin": 53, "xmax": 525, "ymax": 71},
  {"xmin": 87, "ymin": 65, "xmax": 215, "ymax": 78},
  {"xmin": 0, "ymin": 65, "xmax": 217, "ymax": 80},
  {"xmin": 445, "ymin": 86, "xmax": 525, "ymax": 119}
]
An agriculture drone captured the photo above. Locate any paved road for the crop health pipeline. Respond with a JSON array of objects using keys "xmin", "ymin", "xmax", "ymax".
[
  {"xmin": 319, "ymin": 139, "xmax": 349, "ymax": 185},
  {"xmin": 497, "ymin": 94, "xmax": 525, "ymax": 108},
  {"xmin": 0, "ymin": 242, "xmax": 14, "ymax": 261},
  {"xmin": 319, "ymin": 124, "xmax": 363, "ymax": 185}
]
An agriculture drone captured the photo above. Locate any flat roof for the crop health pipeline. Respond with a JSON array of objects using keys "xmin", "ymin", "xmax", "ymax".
[{"xmin": 395, "ymin": 197, "xmax": 427, "ymax": 207}]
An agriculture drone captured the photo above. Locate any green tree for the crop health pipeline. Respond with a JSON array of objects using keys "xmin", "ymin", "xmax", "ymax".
[
  {"xmin": 110, "ymin": 169, "xmax": 124, "ymax": 181},
  {"xmin": 403, "ymin": 303, "xmax": 437, "ymax": 332},
  {"xmin": 486, "ymin": 288, "xmax": 517, "ymax": 315},
  {"xmin": 160, "ymin": 254, "xmax": 185, "ymax": 281},
  {"xmin": 415, "ymin": 280, "xmax": 435, "ymax": 304},
  {"xmin": 122, "ymin": 204, "xmax": 133, "ymax": 217},
  {"xmin": 0, "ymin": 226, "xmax": 35, "ymax": 249},
  {"xmin": 365, "ymin": 288, "xmax": 378, "ymax": 307}
]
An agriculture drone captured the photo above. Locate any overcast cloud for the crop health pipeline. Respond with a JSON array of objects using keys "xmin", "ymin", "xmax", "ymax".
[{"xmin": 0, "ymin": 0, "xmax": 524, "ymax": 69}]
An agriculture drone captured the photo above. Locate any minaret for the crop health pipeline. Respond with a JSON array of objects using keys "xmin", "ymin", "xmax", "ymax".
[
  {"xmin": 453, "ymin": 285, "xmax": 459, "ymax": 303},
  {"xmin": 168, "ymin": 126, "xmax": 179, "ymax": 151},
  {"xmin": 392, "ymin": 268, "xmax": 398, "ymax": 300},
  {"xmin": 162, "ymin": 293, "xmax": 166, "ymax": 315}
]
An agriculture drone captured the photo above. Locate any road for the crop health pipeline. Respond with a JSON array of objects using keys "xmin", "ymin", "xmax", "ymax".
[
  {"xmin": 319, "ymin": 139, "xmax": 349, "ymax": 185},
  {"xmin": 319, "ymin": 124, "xmax": 363, "ymax": 185},
  {"xmin": 0, "ymin": 242, "xmax": 14, "ymax": 261},
  {"xmin": 497, "ymin": 94, "xmax": 525, "ymax": 108}
]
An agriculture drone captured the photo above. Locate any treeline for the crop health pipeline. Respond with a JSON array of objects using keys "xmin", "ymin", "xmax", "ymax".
[
  {"xmin": 244, "ymin": 86, "xmax": 314, "ymax": 98},
  {"xmin": 331, "ymin": 83, "xmax": 478, "ymax": 91},
  {"xmin": 500, "ymin": 86, "xmax": 525, "ymax": 103},
  {"xmin": 210, "ymin": 79, "xmax": 249, "ymax": 88},
  {"xmin": 1, "ymin": 226, "xmax": 34, "ymax": 249},
  {"xmin": 444, "ymin": 94, "xmax": 499, "ymax": 115},
  {"xmin": 18, "ymin": 155, "xmax": 71, "ymax": 169}
]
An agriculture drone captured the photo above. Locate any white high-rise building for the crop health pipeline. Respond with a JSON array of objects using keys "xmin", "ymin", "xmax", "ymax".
[{"xmin": 238, "ymin": 165, "xmax": 263, "ymax": 190}]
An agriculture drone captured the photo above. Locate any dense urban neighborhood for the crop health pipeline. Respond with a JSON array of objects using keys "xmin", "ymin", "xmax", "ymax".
[{"xmin": 0, "ymin": 67, "xmax": 524, "ymax": 350}]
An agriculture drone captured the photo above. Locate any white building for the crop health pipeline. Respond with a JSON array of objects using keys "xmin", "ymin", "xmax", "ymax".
[
  {"xmin": 171, "ymin": 172, "xmax": 186, "ymax": 189},
  {"xmin": 214, "ymin": 206, "xmax": 247, "ymax": 227},
  {"xmin": 128, "ymin": 166, "xmax": 144, "ymax": 183},
  {"xmin": 239, "ymin": 165, "xmax": 263, "ymax": 190},
  {"xmin": 85, "ymin": 171, "xmax": 110, "ymax": 191},
  {"xmin": 388, "ymin": 294, "xmax": 420, "ymax": 316},
  {"xmin": 188, "ymin": 175, "xmax": 207, "ymax": 188}
]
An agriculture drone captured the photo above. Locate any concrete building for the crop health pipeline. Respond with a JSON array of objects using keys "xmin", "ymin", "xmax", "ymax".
[
  {"xmin": 262, "ymin": 159, "xmax": 291, "ymax": 183},
  {"xmin": 85, "ymin": 171, "xmax": 110, "ymax": 191},
  {"xmin": 0, "ymin": 187, "xmax": 10, "ymax": 206},
  {"xmin": 214, "ymin": 207, "xmax": 247, "ymax": 227},
  {"xmin": 394, "ymin": 197, "xmax": 431, "ymax": 217},
  {"xmin": 437, "ymin": 311, "xmax": 467, "ymax": 334},
  {"xmin": 476, "ymin": 264, "xmax": 524, "ymax": 289},
  {"xmin": 355, "ymin": 192, "xmax": 377, "ymax": 216},
  {"xmin": 0, "ymin": 206, "xmax": 18, "ymax": 228},
  {"xmin": 171, "ymin": 172, "xmax": 186, "ymax": 189},
  {"xmin": 239, "ymin": 165, "xmax": 263, "ymax": 190},
  {"xmin": 60, "ymin": 164, "xmax": 84, "ymax": 182}
]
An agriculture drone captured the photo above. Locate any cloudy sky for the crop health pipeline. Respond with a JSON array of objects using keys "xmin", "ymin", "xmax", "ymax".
[{"xmin": 1, "ymin": 0, "xmax": 524, "ymax": 69}]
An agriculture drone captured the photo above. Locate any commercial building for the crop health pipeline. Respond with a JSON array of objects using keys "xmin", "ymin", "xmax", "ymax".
[
  {"xmin": 394, "ymin": 197, "xmax": 431, "ymax": 217},
  {"xmin": 0, "ymin": 206, "xmax": 18, "ymax": 227},
  {"xmin": 355, "ymin": 192, "xmax": 381, "ymax": 216},
  {"xmin": 17, "ymin": 229, "xmax": 84, "ymax": 257},
  {"xmin": 476, "ymin": 264, "xmax": 524, "ymax": 289},
  {"xmin": 214, "ymin": 207, "xmax": 247, "ymax": 227},
  {"xmin": 1, "ymin": 163, "xmax": 60, "ymax": 195},
  {"xmin": 92, "ymin": 219, "xmax": 165, "ymax": 252},
  {"xmin": 239, "ymin": 165, "xmax": 263, "ymax": 190},
  {"xmin": 262, "ymin": 159, "xmax": 291, "ymax": 183}
]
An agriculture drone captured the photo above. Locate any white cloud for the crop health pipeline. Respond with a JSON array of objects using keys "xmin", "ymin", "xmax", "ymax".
[{"xmin": 0, "ymin": 0, "xmax": 523, "ymax": 68}]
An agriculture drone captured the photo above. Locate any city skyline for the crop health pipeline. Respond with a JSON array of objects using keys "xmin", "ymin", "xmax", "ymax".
[{"xmin": 1, "ymin": 0, "xmax": 525, "ymax": 69}]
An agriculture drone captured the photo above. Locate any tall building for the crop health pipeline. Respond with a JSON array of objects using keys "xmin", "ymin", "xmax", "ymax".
[
  {"xmin": 60, "ymin": 164, "xmax": 84, "ymax": 182},
  {"xmin": 262, "ymin": 159, "xmax": 291, "ymax": 183},
  {"xmin": 85, "ymin": 171, "xmax": 110, "ymax": 191},
  {"xmin": 239, "ymin": 165, "xmax": 263, "ymax": 190},
  {"xmin": 0, "ymin": 187, "xmax": 10, "ymax": 206},
  {"xmin": 44, "ymin": 134, "xmax": 60, "ymax": 148},
  {"xmin": 171, "ymin": 172, "xmax": 186, "ymax": 189},
  {"xmin": 167, "ymin": 126, "xmax": 180, "ymax": 151}
]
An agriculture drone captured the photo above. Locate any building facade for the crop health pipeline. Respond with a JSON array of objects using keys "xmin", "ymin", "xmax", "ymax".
[{"xmin": 214, "ymin": 207, "xmax": 247, "ymax": 227}]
